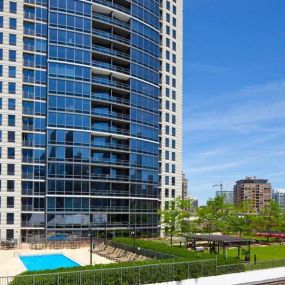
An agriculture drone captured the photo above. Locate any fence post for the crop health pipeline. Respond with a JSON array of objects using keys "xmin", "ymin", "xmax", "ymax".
[
  {"xmin": 120, "ymin": 267, "xmax": 123, "ymax": 285},
  {"xmin": 201, "ymin": 263, "xmax": 204, "ymax": 277},
  {"xmin": 139, "ymin": 265, "xmax": 141, "ymax": 285},
  {"xmin": 188, "ymin": 262, "xmax": 190, "ymax": 279}
]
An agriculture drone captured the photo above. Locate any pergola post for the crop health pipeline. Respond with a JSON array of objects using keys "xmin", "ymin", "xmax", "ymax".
[{"xmin": 238, "ymin": 245, "xmax": 240, "ymax": 259}]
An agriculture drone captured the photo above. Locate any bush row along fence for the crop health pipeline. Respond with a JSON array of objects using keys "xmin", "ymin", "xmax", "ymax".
[{"xmin": 3, "ymin": 258, "xmax": 285, "ymax": 285}]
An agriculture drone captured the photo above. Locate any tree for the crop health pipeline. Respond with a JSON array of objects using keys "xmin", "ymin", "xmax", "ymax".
[
  {"xmin": 226, "ymin": 201, "xmax": 256, "ymax": 237},
  {"xmin": 256, "ymin": 201, "xmax": 283, "ymax": 240},
  {"xmin": 160, "ymin": 197, "xmax": 192, "ymax": 245},
  {"xmin": 197, "ymin": 196, "xmax": 230, "ymax": 234}
]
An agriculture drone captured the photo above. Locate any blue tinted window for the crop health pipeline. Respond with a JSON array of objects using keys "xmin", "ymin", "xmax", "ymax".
[
  {"xmin": 0, "ymin": 1, "xmax": 3, "ymax": 11},
  {"xmin": 0, "ymin": 16, "xmax": 3, "ymax": 28},
  {"xmin": 10, "ymin": 2, "xmax": 17, "ymax": 13},
  {"xmin": 0, "ymin": 33, "xmax": 3, "ymax": 44},
  {"xmin": 9, "ymin": 66, "xmax": 16, "ymax": 78},
  {"xmin": 9, "ymin": 50, "xmax": 16, "ymax": 61},
  {"xmin": 9, "ymin": 34, "xmax": 16, "ymax": 46},
  {"xmin": 0, "ymin": 65, "xmax": 2, "ymax": 76},
  {"xmin": 9, "ymin": 18, "xmax": 17, "ymax": 29},
  {"xmin": 8, "ymin": 99, "xmax": 15, "ymax": 110},
  {"xmin": 8, "ymin": 82, "xmax": 16, "ymax": 94},
  {"xmin": 8, "ymin": 115, "xmax": 15, "ymax": 126},
  {"xmin": 0, "ymin": 49, "xmax": 3, "ymax": 60}
]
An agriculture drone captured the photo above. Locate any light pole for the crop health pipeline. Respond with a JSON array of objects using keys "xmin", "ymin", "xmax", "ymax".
[
  {"xmin": 130, "ymin": 227, "xmax": 136, "ymax": 248},
  {"xmin": 89, "ymin": 224, "xmax": 92, "ymax": 266}
]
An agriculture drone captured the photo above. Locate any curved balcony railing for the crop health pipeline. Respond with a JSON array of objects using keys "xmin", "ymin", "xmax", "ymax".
[
  {"xmin": 91, "ymin": 173, "xmax": 129, "ymax": 181},
  {"xmin": 92, "ymin": 45, "xmax": 129, "ymax": 60},
  {"xmin": 93, "ymin": 0, "xmax": 130, "ymax": 14},
  {"xmin": 22, "ymin": 205, "xmax": 45, "ymax": 212},
  {"xmin": 24, "ymin": 11, "xmax": 35, "ymax": 20},
  {"xmin": 92, "ymin": 60, "xmax": 130, "ymax": 75},
  {"xmin": 91, "ymin": 142, "xmax": 129, "ymax": 151},
  {"xmin": 24, "ymin": 28, "xmax": 35, "ymax": 36},
  {"xmin": 93, "ymin": 13, "xmax": 130, "ymax": 30},
  {"xmin": 92, "ymin": 110, "xmax": 130, "ymax": 121},
  {"xmin": 91, "ymin": 190, "xmax": 130, "ymax": 196},
  {"xmin": 22, "ymin": 173, "xmax": 45, "ymax": 179},
  {"xmin": 22, "ymin": 157, "xmax": 45, "ymax": 163},
  {"xmin": 22, "ymin": 222, "xmax": 45, "ymax": 227},
  {"xmin": 93, "ymin": 29, "xmax": 130, "ymax": 45},
  {"xmin": 24, "ymin": 0, "xmax": 47, "ymax": 5},
  {"xmin": 92, "ymin": 78, "xmax": 130, "ymax": 91},
  {"xmin": 24, "ymin": 44, "xmax": 34, "ymax": 52},
  {"xmin": 92, "ymin": 125, "xmax": 129, "ymax": 136},
  {"xmin": 23, "ymin": 76, "xmax": 34, "ymax": 83},
  {"xmin": 23, "ymin": 60, "xmax": 35, "ymax": 68},
  {"xmin": 91, "ymin": 158, "xmax": 129, "ymax": 166},
  {"xmin": 22, "ymin": 124, "xmax": 34, "ymax": 131},
  {"xmin": 92, "ymin": 93, "xmax": 130, "ymax": 105}
]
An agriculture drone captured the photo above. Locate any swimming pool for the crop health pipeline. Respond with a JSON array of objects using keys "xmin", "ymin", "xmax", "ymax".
[{"xmin": 20, "ymin": 254, "xmax": 80, "ymax": 271}]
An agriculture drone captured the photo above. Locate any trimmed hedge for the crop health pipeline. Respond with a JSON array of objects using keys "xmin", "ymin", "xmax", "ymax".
[{"xmin": 10, "ymin": 260, "xmax": 218, "ymax": 285}]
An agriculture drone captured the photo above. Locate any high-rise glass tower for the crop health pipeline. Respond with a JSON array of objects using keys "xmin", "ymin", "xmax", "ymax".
[{"xmin": 0, "ymin": 0, "xmax": 182, "ymax": 242}]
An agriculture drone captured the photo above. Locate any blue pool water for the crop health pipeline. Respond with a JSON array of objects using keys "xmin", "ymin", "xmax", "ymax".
[{"xmin": 20, "ymin": 254, "xmax": 80, "ymax": 271}]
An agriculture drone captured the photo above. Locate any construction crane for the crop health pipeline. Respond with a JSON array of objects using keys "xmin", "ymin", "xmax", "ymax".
[{"xmin": 212, "ymin": 183, "xmax": 223, "ymax": 192}]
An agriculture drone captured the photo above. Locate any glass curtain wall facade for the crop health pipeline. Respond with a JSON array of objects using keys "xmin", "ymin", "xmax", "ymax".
[
  {"xmin": 0, "ymin": 0, "xmax": 182, "ymax": 241},
  {"xmin": 21, "ymin": 0, "xmax": 160, "ymax": 240}
]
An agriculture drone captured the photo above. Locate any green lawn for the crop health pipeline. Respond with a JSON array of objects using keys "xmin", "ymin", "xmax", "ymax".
[{"xmin": 225, "ymin": 245, "xmax": 285, "ymax": 262}]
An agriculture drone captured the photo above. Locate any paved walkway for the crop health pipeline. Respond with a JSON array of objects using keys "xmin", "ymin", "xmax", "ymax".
[{"xmin": 0, "ymin": 246, "xmax": 112, "ymax": 277}]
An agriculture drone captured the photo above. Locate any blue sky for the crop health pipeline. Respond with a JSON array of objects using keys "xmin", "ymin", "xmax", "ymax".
[{"xmin": 183, "ymin": 0, "xmax": 285, "ymax": 204}]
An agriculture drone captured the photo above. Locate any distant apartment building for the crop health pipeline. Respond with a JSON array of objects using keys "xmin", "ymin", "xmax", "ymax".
[
  {"xmin": 182, "ymin": 173, "xmax": 188, "ymax": 199},
  {"xmin": 233, "ymin": 176, "xmax": 272, "ymax": 212},
  {"xmin": 273, "ymin": 189, "xmax": 285, "ymax": 211},
  {"xmin": 216, "ymin": 190, "xmax": 234, "ymax": 204}
]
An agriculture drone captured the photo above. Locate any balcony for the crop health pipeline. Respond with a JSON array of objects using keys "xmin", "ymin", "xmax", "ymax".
[
  {"xmin": 93, "ymin": 0, "xmax": 130, "ymax": 14},
  {"xmin": 24, "ymin": 0, "xmax": 47, "ymax": 5},
  {"xmin": 23, "ymin": 60, "xmax": 35, "ymax": 68},
  {"xmin": 23, "ymin": 76, "xmax": 34, "ymax": 83},
  {"xmin": 92, "ymin": 77, "xmax": 130, "ymax": 91},
  {"xmin": 92, "ymin": 142, "xmax": 129, "ymax": 151},
  {"xmin": 91, "ymin": 158, "xmax": 129, "ymax": 166},
  {"xmin": 22, "ymin": 124, "xmax": 34, "ymax": 131},
  {"xmin": 92, "ymin": 109, "xmax": 130, "ymax": 121},
  {"xmin": 93, "ymin": 29, "xmax": 130, "ymax": 45},
  {"xmin": 93, "ymin": 13, "xmax": 130, "ymax": 30},
  {"xmin": 92, "ymin": 45, "xmax": 129, "ymax": 60},
  {"xmin": 24, "ymin": 28, "xmax": 35, "ymax": 36},
  {"xmin": 24, "ymin": 11, "xmax": 35, "ymax": 20},
  {"xmin": 91, "ymin": 173, "xmax": 129, "ymax": 181},
  {"xmin": 92, "ymin": 125, "xmax": 129, "ymax": 136},
  {"xmin": 92, "ymin": 60, "xmax": 129, "ymax": 75},
  {"xmin": 91, "ymin": 93, "xmax": 129, "ymax": 106}
]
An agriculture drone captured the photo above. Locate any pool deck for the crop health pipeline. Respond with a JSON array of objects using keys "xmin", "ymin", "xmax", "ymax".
[{"xmin": 0, "ymin": 245, "xmax": 113, "ymax": 277}]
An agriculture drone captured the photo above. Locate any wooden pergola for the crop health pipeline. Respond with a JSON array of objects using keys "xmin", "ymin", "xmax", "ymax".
[{"xmin": 186, "ymin": 234, "xmax": 253, "ymax": 260}]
